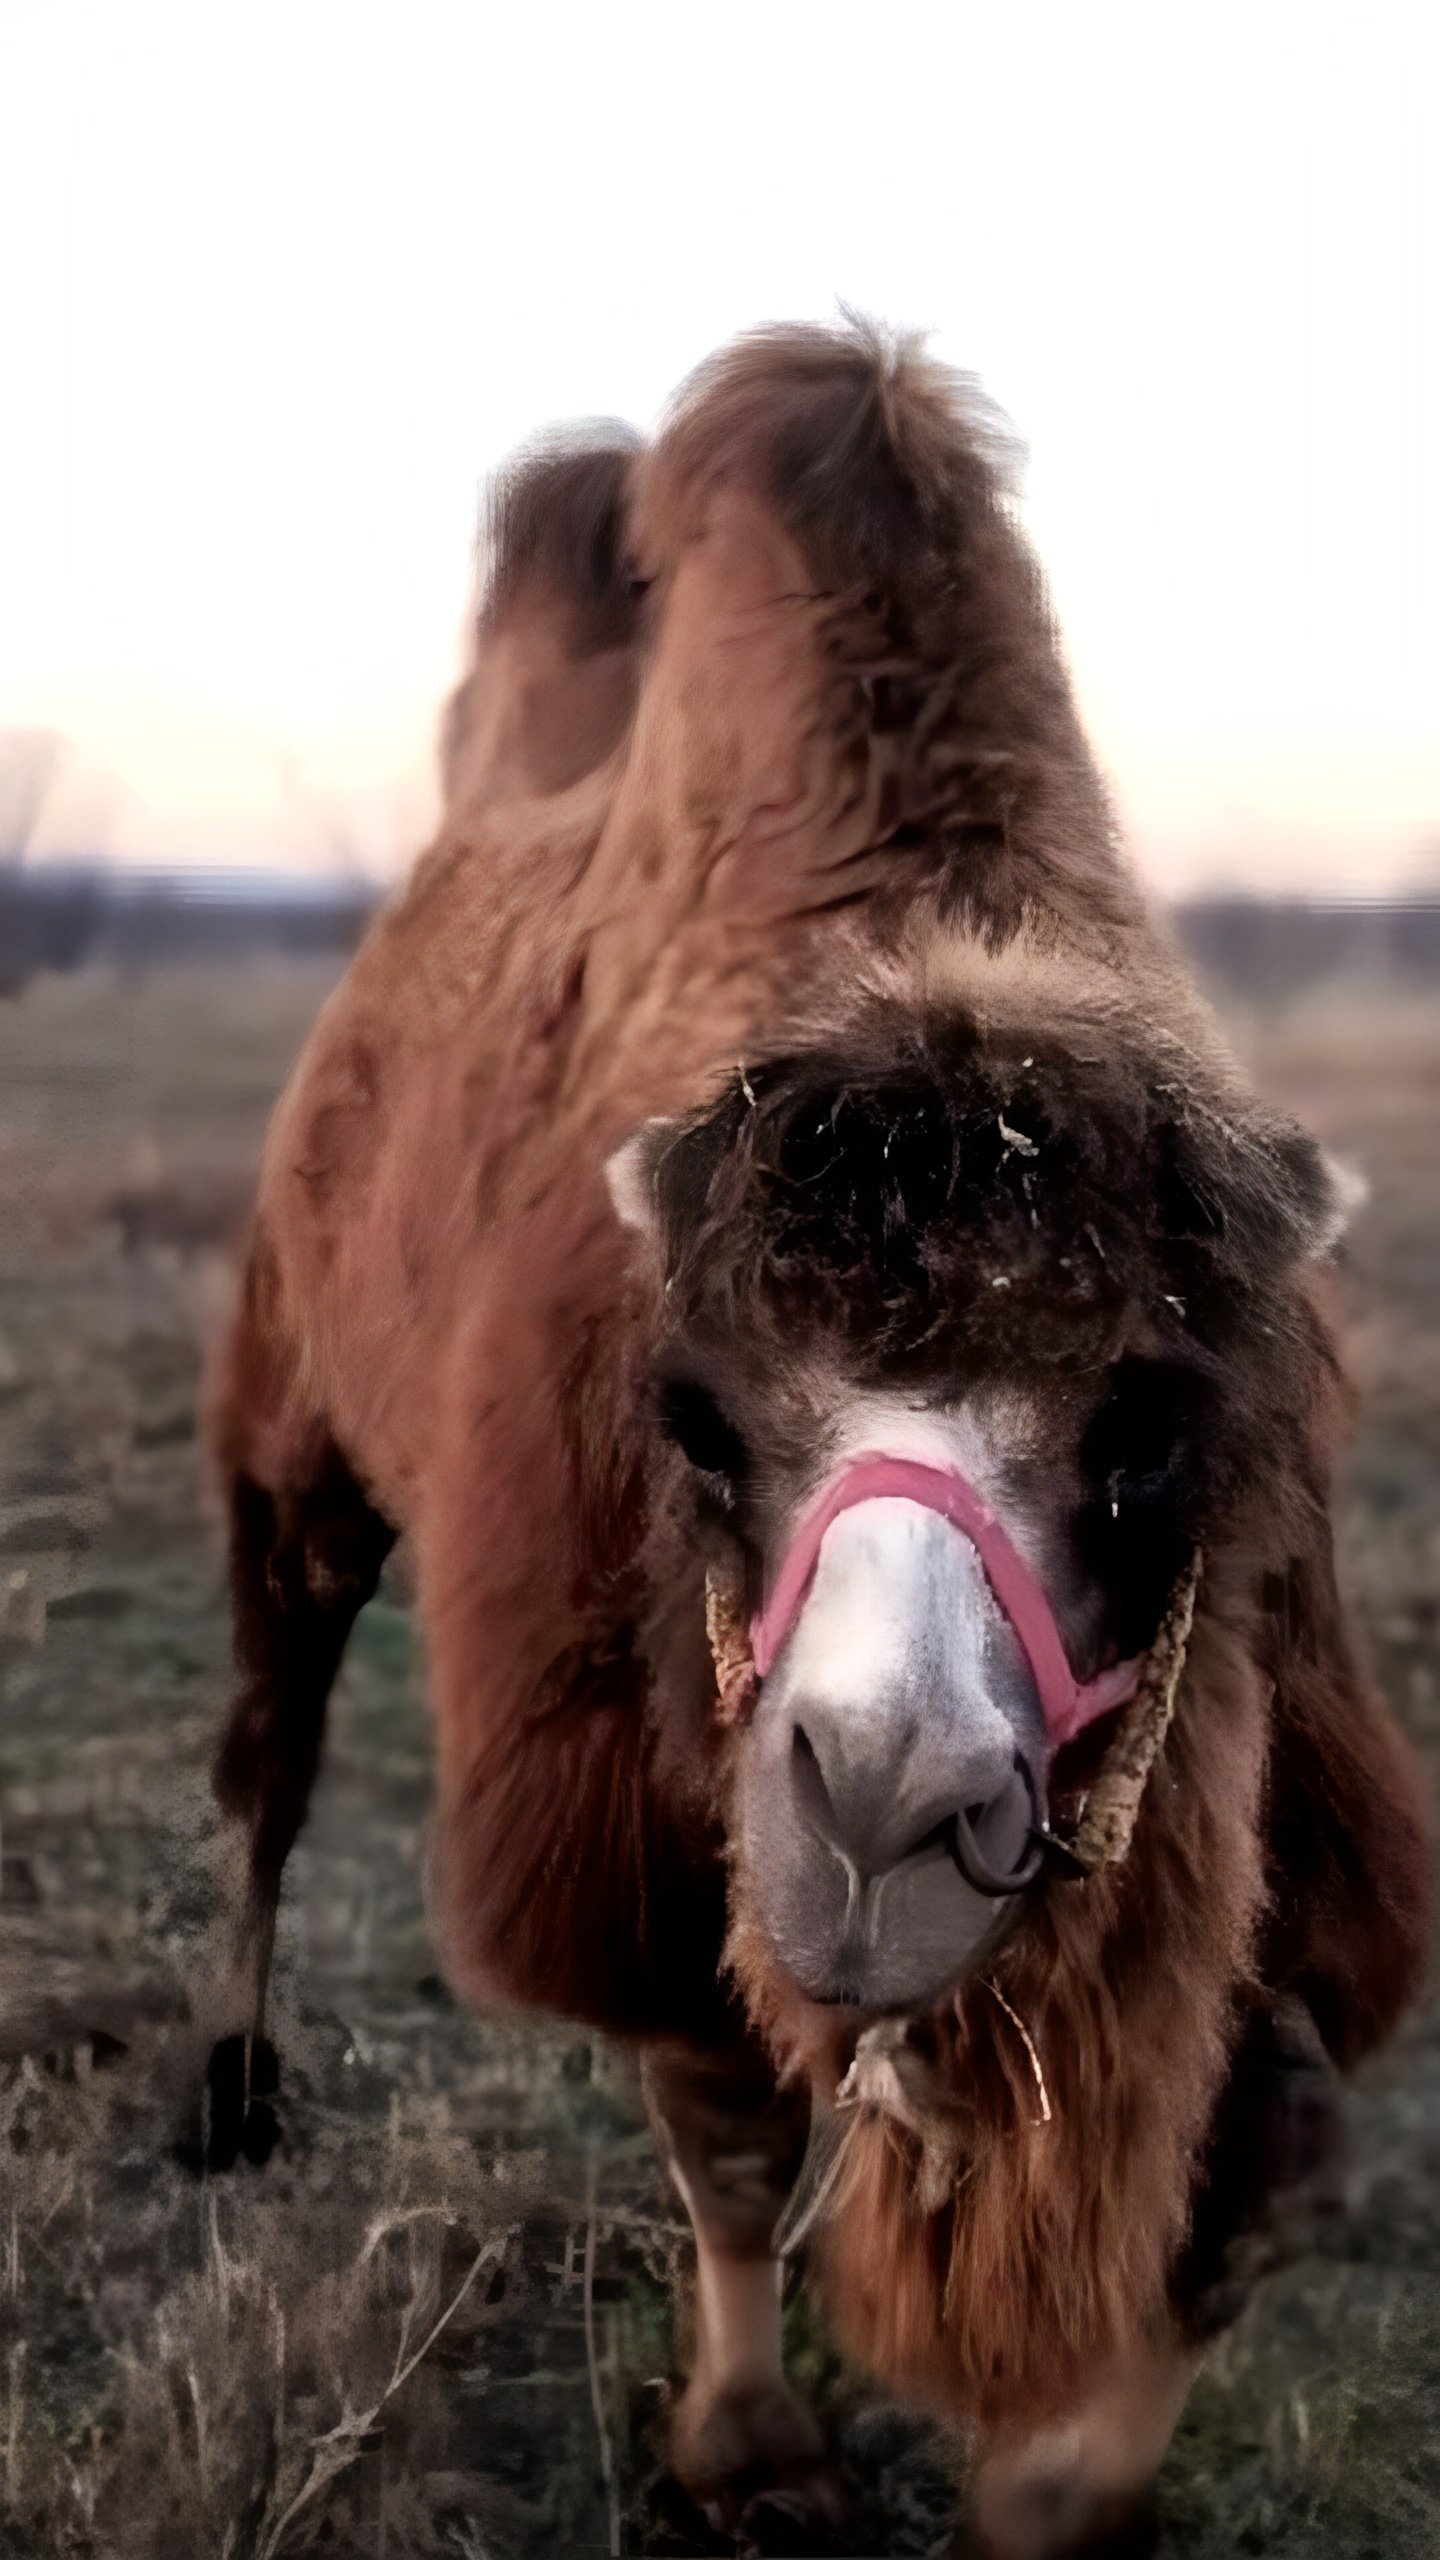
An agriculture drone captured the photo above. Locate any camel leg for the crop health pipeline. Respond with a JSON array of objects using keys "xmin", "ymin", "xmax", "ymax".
[
  {"xmin": 961, "ymin": 1996, "xmax": 1342, "ymax": 2557},
  {"xmin": 1174, "ymin": 1994, "xmax": 1347, "ymax": 2338},
  {"xmin": 962, "ymin": 2331, "xmax": 1200, "ymax": 2560},
  {"xmin": 641, "ymin": 2038, "xmax": 845, "ymax": 2541},
  {"xmin": 193, "ymin": 1442, "xmax": 393, "ymax": 2167}
]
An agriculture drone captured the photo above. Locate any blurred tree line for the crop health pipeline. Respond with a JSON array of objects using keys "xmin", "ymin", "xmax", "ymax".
[{"xmin": 2, "ymin": 725, "xmax": 1436, "ymax": 1002}]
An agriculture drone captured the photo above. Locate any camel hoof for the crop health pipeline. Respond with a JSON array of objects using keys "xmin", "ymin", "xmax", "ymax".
[
  {"xmin": 955, "ymin": 2481, "xmax": 1159, "ymax": 2560},
  {"xmin": 175, "ymin": 2031, "xmax": 282, "ymax": 2173},
  {"xmin": 673, "ymin": 2380, "xmax": 847, "ymax": 2554},
  {"xmin": 205, "ymin": 2031, "xmax": 248, "ymax": 2169}
]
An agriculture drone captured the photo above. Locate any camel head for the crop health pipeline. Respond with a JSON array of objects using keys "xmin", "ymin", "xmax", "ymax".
[{"xmin": 614, "ymin": 997, "xmax": 1348, "ymax": 2016}]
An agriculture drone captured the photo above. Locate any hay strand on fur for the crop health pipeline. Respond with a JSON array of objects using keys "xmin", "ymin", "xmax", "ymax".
[
  {"xmin": 704, "ymin": 1559, "xmax": 757, "ymax": 1726},
  {"xmin": 980, "ymin": 1978, "xmax": 1052, "ymax": 2125}
]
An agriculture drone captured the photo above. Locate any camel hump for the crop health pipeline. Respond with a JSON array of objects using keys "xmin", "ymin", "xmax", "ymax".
[
  {"xmin": 481, "ymin": 423, "xmax": 645, "ymax": 639},
  {"xmin": 641, "ymin": 314, "xmax": 1019, "ymax": 620},
  {"xmin": 442, "ymin": 425, "xmax": 647, "ymax": 810},
  {"xmin": 636, "ymin": 318, "xmax": 1139, "ymax": 946}
]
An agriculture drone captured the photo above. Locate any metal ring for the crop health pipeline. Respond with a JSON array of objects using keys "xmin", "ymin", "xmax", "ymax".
[{"xmin": 946, "ymin": 1756, "xmax": 1049, "ymax": 1899}]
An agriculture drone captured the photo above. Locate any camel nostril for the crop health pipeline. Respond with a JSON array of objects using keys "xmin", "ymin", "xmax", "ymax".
[
  {"xmin": 790, "ymin": 1722, "xmax": 843, "ymax": 1848},
  {"xmin": 964, "ymin": 1801, "xmax": 990, "ymax": 1832}
]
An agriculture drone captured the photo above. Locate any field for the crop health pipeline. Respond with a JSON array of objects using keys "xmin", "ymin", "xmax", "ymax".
[{"xmin": 0, "ymin": 960, "xmax": 1436, "ymax": 2559}]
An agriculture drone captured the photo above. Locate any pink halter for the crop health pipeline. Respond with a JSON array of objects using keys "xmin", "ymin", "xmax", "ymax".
[{"xmin": 749, "ymin": 1452, "xmax": 1143, "ymax": 1751}]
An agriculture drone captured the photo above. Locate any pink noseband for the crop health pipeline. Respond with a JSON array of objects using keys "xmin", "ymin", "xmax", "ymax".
[{"xmin": 749, "ymin": 1453, "xmax": 1143, "ymax": 1751}]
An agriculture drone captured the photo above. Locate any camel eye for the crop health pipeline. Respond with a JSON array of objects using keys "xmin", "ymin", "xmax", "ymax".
[
  {"xmin": 1080, "ymin": 1358, "xmax": 1200, "ymax": 1504},
  {"xmin": 657, "ymin": 1377, "xmax": 748, "ymax": 1485},
  {"xmin": 1077, "ymin": 1357, "xmax": 1213, "ymax": 1653}
]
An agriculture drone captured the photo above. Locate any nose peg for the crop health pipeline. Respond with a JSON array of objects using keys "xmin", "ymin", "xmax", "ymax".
[
  {"xmin": 947, "ymin": 1760, "xmax": 1048, "ymax": 1897},
  {"xmin": 896, "ymin": 1761, "xmax": 1046, "ymax": 1899}
]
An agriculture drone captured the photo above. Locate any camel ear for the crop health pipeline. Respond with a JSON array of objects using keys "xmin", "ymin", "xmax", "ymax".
[
  {"xmin": 1311, "ymin": 1148, "xmax": 1367, "ymax": 1254},
  {"xmin": 605, "ymin": 1118, "xmax": 678, "ymax": 1239},
  {"xmin": 605, "ymin": 1080, "xmax": 746, "ymax": 1240},
  {"xmin": 1155, "ymin": 1101, "xmax": 1362, "ymax": 1277},
  {"xmin": 1266, "ymin": 1127, "xmax": 1363, "ymax": 1265}
]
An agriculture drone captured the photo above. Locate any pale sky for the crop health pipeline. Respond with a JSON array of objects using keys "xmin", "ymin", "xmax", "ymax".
[{"xmin": 2, "ymin": 0, "xmax": 1435, "ymax": 894}]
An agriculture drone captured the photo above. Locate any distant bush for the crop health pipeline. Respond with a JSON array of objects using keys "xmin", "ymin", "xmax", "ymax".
[
  {"xmin": 1177, "ymin": 895, "xmax": 1440, "ymax": 1003},
  {"xmin": 0, "ymin": 864, "xmax": 376, "ymax": 993},
  {"xmin": 0, "ymin": 863, "xmax": 109, "ymax": 993}
]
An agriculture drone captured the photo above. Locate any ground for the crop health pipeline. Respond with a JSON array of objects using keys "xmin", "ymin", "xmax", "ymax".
[{"xmin": 0, "ymin": 960, "xmax": 1435, "ymax": 2560}]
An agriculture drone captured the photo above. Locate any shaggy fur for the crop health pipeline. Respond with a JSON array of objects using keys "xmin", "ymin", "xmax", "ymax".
[{"xmin": 205, "ymin": 321, "xmax": 1430, "ymax": 2465}]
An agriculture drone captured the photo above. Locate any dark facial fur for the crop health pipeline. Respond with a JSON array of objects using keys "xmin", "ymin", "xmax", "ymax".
[{"xmin": 650, "ymin": 1003, "xmax": 1337, "ymax": 1656}]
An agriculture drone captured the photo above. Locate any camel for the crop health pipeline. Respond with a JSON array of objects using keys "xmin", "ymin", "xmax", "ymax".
[{"xmin": 198, "ymin": 322, "xmax": 1429, "ymax": 2557}]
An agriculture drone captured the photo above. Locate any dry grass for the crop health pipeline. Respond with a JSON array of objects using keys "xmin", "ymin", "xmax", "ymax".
[
  {"xmin": 0, "ymin": 2039, "xmax": 691, "ymax": 2559},
  {"xmin": 2, "ymin": 2061, "xmax": 511, "ymax": 2556},
  {"xmin": 0, "ymin": 961, "xmax": 1435, "ymax": 2557}
]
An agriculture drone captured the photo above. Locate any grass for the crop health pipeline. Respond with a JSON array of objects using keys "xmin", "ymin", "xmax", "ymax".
[{"xmin": 0, "ymin": 961, "xmax": 1436, "ymax": 2557}]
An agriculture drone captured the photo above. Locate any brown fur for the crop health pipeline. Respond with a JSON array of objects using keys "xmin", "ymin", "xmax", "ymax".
[{"xmin": 204, "ymin": 321, "xmax": 1430, "ymax": 2457}]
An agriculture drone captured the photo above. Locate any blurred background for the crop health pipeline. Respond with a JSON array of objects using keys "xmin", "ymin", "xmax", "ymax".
[
  {"xmin": 1, "ymin": 7, "xmax": 1436, "ymax": 2557},
  {"xmin": 2, "ymin": 0, "xmax": 1436, "ymax": 945}
]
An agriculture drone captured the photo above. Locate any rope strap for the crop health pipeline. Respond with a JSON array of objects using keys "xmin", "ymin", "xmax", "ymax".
[{"xmin": 1054, "ymin": 1552, "xmax": 1202, "ymax": 1875}]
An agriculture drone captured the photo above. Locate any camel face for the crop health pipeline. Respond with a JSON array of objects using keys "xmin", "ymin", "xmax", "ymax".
[{"xmin": 636, "ymin": 1033, "xmax": 1275, "ymax": 2016}]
